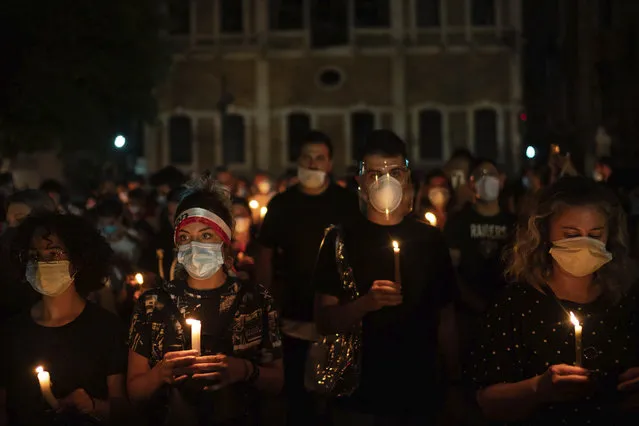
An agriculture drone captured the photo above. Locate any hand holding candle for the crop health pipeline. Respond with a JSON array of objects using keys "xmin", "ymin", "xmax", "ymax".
[
  {"xmin": 186, "ymin": 318, "xmax": 201, "ymax": 355},
  {"xmin": 392, "ymin": 240, "xmax": 401, "ymax": 286},
  {"xmin": 35, "ymin": 366, "xmax": 59, "ymax": 409},
  {"xmin": 570, "ymin": 312, "xmax": 583, "ymax": 367}
]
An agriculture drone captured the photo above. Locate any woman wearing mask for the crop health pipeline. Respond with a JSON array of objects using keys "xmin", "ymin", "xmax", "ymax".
[
  {"xmin": 418, "ymin": 169, "xmax": 452, "ymax": 229},
  {"xmin": 0, "ymin": 214, "xmax": 127, "ymax": 426},
  {"xmin": 127, "ymin": 175, "xmax": 283, "ymax": 426},
  {"xmin": 472, "ymin": 176, "xmax": 639, "ymax": 425}
]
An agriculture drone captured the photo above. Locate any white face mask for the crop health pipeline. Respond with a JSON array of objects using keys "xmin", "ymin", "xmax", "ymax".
[
  {"xmin": 177, "ymin": 242, "xmax": 225, "ymax": 280},
  {"xmin": 476, "ymin": 176, "xmax": 501, "ymax": 202},
  {"xmin": 368, "ymin": 175, "xmax": 403, "ymax": 214},
  {"xmin": 26, "ymin": 261, "xmax": 74, "ymax": 297},
  {"xmin": 550, "ymin": 237, "xmax": 612, "ymax": 277},
  {"xmin": 234, "ymin": 217, "xmax": 251, "ymax": 234},
  {"xmin": 298, "ymin": 167, "xmax": 326, "ymax": 189},
  {"xmin": 428, "ymin": 188, "xmax": 450, "ymax": 208}
]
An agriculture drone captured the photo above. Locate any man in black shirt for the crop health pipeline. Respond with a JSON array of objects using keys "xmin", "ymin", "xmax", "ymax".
[
  {"xmin": 444, "ymin": 159, "xmax": 516, "ymax": 313},
  {"xmin": 314, "ymin": 130, "xmax": 458, "ymax": 425},
  {"xmin": 257, "ymin": 130, "xmax": 359, "ymax": 426}
]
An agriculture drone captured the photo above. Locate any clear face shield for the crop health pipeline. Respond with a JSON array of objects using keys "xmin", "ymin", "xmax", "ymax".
[{"xmin": 358, "ymin": 159, "xmax": 413, "ymax": 223}]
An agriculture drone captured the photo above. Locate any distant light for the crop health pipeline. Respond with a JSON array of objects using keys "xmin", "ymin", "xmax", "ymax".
[
  {"xmin": 519, "ymin": 113, "xmax": 527, "ymax": 121},
  {"xmin": 114, "ymin": 135, "xmax": 126, "ymax": 149},
  {"xmin": 425, "ymin": 212, "xmax": 437, "ymax": 227},
  {"xmin": 249, "ymin": 199, "xmax": 259, "ymax": 210},
  {"xmin": 134, "ymin": 273, "xmax": 144, "ymax": 285},
  {"xmin": 526, "ymin": 146, "xmax": 536, "ymax": 159},
  {"xmin": 260, "ymin": 206, "xmax": 268, "ymax": 219}
]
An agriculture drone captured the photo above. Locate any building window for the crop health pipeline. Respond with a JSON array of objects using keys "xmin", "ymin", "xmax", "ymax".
[
  {"xmin": 287, "ymin": 113, "xmax": 312, "ymax": 162},
  {"xmin": 351, "ymin": 112, "xmax": 375, "ymax": 161},
  {"xmin": 169, "ymin": 116, "xmax": 193, "ymax": 164},
  {"xmin": 310, "ymin": 1, "xmax": 349, "ymax": 48},
  {"xmin": 416, "ymin": 0, "xmax": 440, "ymax": 28},
  {"xmin": 471, "ymin": 0, "xmax": 495, "ymax": 26},
  {"xmin": 418, "ymin": 110, "xmax": 443, "ymax": 161},
  {"xmin": 221, "ymin": 0, "xmax": 243, "ymax": 33},
  {"xmin": 316, "ymin": 67, "xmax": 345, "ymax": 90},
  {"xmin": 167, "ymin": 0, "xmax": 191, "ymax": 35},
  {"xmin": 354, "ymin": 0, "xmax": 390, "ymax": 28},
  {"xmin": 269, "ymin": 0, "xmax": 304, "ymax": 30},
  {"xmin": 222, "ymin": 114, "xmax": 246, "ymax": 164},
  {"xmin": 474, "ymin": 109, "xmax": 498, "ymax": 160}
]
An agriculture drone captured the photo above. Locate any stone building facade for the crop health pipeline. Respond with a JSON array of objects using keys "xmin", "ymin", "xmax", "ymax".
[{"xmin": 144, "ymin": 0, "xmax": 523, "ymax": 176}]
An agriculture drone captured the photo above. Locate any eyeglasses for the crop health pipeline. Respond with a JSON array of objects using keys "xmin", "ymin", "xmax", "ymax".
[{"xmin": 21, "ymin": 249, "xmax": 69, "ymax": 263}]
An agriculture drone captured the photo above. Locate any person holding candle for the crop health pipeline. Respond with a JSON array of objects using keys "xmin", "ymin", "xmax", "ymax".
[
  {"xmin": 471, "ymin": 176, "xmax": 639, "ymax": 425},
  {"xmin": 0, "ymin": 213, "xmax": 127, "ymax": 426},
  {"xmin": 314, "ymin": 130, "xmax": 458, "ymax": 425},
  {"xmin": 127, "ymin": 173, "xmax": 283, "ymax": 426}
]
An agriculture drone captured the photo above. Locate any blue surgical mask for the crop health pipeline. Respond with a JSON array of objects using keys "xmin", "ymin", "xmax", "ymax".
[
  {"xmin": 100, "ymin": 225, "xmax": 119, "ymax": 236},
  {"xmin": 177, "ymin": 242, "xmax": 225, "ymax": 279}
]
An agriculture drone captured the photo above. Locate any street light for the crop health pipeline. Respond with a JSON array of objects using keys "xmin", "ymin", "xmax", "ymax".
[
  {"xmin": 526, "ymin": 146, "xmax": 536, "ymax": 159},
  {"xmin": 114, "ymin": 135, "xmax": 126, "ymax": 149}
]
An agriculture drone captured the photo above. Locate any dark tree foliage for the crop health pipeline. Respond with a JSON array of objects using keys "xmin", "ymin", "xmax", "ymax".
[{"xmin": 0, "ymin": 0, "xmax": 170, "ymax": 155}]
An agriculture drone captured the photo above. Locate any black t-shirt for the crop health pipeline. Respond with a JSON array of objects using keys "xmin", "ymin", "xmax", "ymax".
[
  {"xmin": 471, "ymin": 283, "xmax": 639, "ymax": 426},
  {"xmin": 0, "ymin": 302, "xmax": 127, "ymax": 426},
  {"xmin": 314, "ymin": 215, "xmax": 456, "ymax": 417},
  {"xmin": 444, "ymin": 204, "xmax": 516, "ymax": 301},
  {"xmin": 258, "ymin": 183, "xmax": 359, "ymax": 321}
]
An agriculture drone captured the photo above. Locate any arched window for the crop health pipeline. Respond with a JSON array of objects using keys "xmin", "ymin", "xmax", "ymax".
[
  {"xmin": 287, "ymin": 113, "xmax": 311, "ymax": 162},
  {"xmin": 168, "ymin": 116, "xmax": 193, "ymax": 163},
  {"xmin": 474, "ymin": 109, "xmax": 498, "ymax": 159},
  {"xmin": 222, "ymin": 114, "xmax": 246, "ymax": 164},
  {"xmin": 418, "ymin": 109, "xmax": 443, "ymax": 160},
  {"xmin": 351, "ymin": 111, "xmax": 376, "ymax": 161}
]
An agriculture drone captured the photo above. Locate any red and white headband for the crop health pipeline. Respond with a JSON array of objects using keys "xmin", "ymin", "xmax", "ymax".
[{"xmin": 174, "ymin": 208, "xmax": 232, "ymax": 245}]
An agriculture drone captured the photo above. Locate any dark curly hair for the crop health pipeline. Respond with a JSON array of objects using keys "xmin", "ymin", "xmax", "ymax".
[
  {"xmin": 10, "ymin": 213, "xmax": 114, "ymax": 296},
  {"xmin": 505, "ymin": 176, "xmax": 634, "ymax": 303}
]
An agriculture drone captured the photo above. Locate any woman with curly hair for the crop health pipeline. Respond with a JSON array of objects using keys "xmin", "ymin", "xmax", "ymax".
[
  {"xmin": 471, "ymin": 176, "xmax": 639, "ymax": 425},
  {"xmin": 127, "ymin": 175, "xmax": 283, "ymax": 426},
  {"xmin": 0, "ymin": 213, "xmax": 127, "ymax": 426}
]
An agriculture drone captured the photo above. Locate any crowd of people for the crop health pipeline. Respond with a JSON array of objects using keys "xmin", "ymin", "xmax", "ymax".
[{"xmin": 0, "ymin": 128, "xmax": 637, "ymax": 426}]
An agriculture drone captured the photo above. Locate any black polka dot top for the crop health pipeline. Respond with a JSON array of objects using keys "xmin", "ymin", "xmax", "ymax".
[{"xmin": 470, "ymin": 282, "xmax": 639, "ymax": 426}]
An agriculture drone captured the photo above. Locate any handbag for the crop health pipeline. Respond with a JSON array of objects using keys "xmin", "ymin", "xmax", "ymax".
[{"xmin": 304, "ymin": 225, "xmax": 362, "ymax": 397}]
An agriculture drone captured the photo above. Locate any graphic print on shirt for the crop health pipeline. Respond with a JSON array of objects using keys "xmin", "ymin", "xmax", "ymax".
[{"xmin": 469, "ymin": 223, "xmax": 509, "ymax": 259}]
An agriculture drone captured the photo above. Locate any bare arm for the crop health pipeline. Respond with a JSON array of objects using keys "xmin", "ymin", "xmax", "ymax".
[
  {"xmin": 314, "ymin": 294, "xmax": 371, "ymax": 335},
  {"xmin": 92, "ymin": 374, "xmax": 126, "ymax": 420},
  {"xmin": 126, "ymin": 350, "xmax": 164, "ymax": 402},
  {"xmin": 477, "ymin": 377, "xmax": 543, "ymax": 422},
  {"xmin": 248, "ymin": 359, "xmax": 284, "ymax": 394},
  {"xmin": 255, "ymin": 246, "xmax": 273, "ymax": 290}
]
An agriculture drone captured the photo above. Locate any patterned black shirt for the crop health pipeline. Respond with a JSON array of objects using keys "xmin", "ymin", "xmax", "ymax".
[{"xmin": 128, "ymin": 277, "xmax": 282, "ymax": 366}]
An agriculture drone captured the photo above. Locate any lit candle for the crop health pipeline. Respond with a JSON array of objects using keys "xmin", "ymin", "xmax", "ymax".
[
  {"xmin": 425, "ymin": 212, "xmax": 437, "ymax": 227},
  {"xmin": 186, "ymin": 318, "xmax": 201, "ymax": 354},
  {"xmin": 156, "ymin": 249, "xmax": 165, "ymax": 280},
  {"xmin": 248, "ymin": 199, "xmax": 259, "ymax": 210},
  {"xmin": 569, "ymin": 312, "xmax": 583, "ymax": 367},
  {"xmin": 392, "ymin": 240, "xmax": 401, "ymax": 286},
  {"xmin": 35, "ymin": 366, "xmax": 58, "ymax": 409},
  {"xmin": 134, "ymin": 273, "xmax": 144, "ymax": 286},
  {"xmin": 260, "ymin": 206, "xmax": 268, "ymax": 220}
]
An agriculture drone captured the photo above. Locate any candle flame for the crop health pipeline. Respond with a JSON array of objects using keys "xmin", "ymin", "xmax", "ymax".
[
  {"xmin": 425, "ymin": 212, "xmax": 437, "ymax": 226},
  {"xmin": 569, "ymin": 311, "xmax": 580, "ymax": 327},
  {"xmin": 185, "ymin": 318, "xmax": 200, "ymax": 326},
  {"xmin": 392, "ymin": 241, "xmax": 399, "ymax": 250},
  {"xmin": 260, "ymin": 206, "xmax": 268, "ymax": 216},
  {"xmin": 35, "ymin": 366, "xmax": 43, "ymax": 374},
  {"xmin": 249, "ymin": 200, "xmax": 259, "ymax": 209},
  {"xmin": 134, "ymin": 273, "xmax": 144, "ymax": 285}
]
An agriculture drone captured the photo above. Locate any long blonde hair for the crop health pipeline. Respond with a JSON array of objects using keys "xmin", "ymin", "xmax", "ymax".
[{"xmin": 505, "ymin": 176, "xmax": 634, "ymax": 303}]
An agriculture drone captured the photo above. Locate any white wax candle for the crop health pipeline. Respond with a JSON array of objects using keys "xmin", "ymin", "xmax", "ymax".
[
  {"xmin": 569, "ymin": 312, "xmax": 583, "ymax": 367},
  {"xmin": 35, "ymin": 366, "xmax": 59, "ymax": 409},
  {"xmin": 392, "ymin": 240, "xmax": 401, "ymax": 286},
  {"xmin": 186, "ymin": 319, "xmax": 201, "ymax": 354}
]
